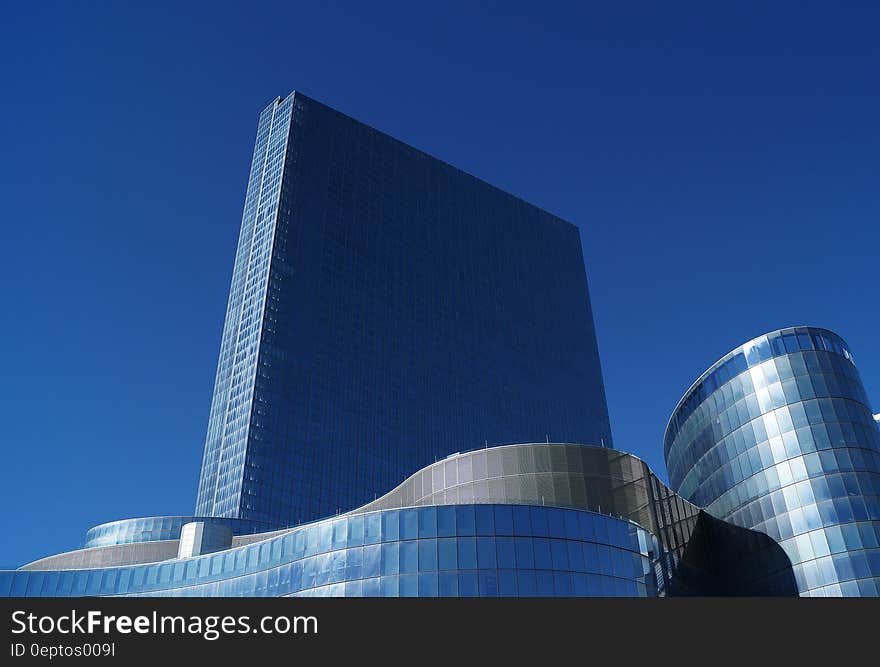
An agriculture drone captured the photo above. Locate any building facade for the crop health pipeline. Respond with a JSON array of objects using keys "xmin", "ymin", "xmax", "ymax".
[
  {"xmin": 2, "ymin": 443, "xmax": 796, "ymax": 597},
  {"xmin": 665, "ymin": 327, "xmax": 880, "ymax": 596},
  {"xmin": 195, "ymin": 92, "xmax": 613, "ymax": 529},
  {"xmin": 2, "ymin": 92, "xmax": 878, "ymax": 597}
]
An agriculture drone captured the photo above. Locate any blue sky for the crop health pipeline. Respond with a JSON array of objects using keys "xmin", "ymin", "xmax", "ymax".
[{"xmin": 1, "ymin": 2, "xmax": 878, "ymax": 567}]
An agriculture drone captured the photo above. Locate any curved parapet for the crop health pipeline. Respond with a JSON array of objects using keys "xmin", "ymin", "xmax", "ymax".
[
  {"xmin": 83, "ymin": 516, "xmax": 271, "ymax": 549},
  {"xmin": 665, "ymin": 327, "xmax": 880, "ymax": 596},
  {"xmin": 359, "ymin": 443, "xmax": 690, "ymax": 533},
  {"xmin": 20, "ymin": 517, "xmax": 272, "ymax": 572},
  {"xmin": 18, "ymin": 542, "xmax": 180, "ymax": 572}
]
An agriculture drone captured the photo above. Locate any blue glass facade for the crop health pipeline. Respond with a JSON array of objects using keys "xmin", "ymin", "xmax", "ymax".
[
  {"xmin": 195, "ymin": 92, "xmax": 613, "ymax": 529},
  {"xmin": 5, "ymin": 442, "xmax": 805, "ymax": 597},
  {"xmin": 5, "ymin": 90, "xmax": 877, "ymax": 598},
  {"xmin": 665, "ymin": 327, "xmax": 880, "ymax": 596},
  {"xmin": 1, "ymin": 505, "xmax": 656, "ymax": 598}
]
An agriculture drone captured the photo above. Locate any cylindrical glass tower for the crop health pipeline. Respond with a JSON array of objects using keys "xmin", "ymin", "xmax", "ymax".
[{"xmin": 664, "ymin": 327, "xmax": 880, "ymax": 596}]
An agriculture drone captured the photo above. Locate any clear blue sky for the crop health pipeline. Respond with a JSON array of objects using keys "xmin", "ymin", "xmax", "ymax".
[{"xmin": 2, "ymin": 2, "xmax": 878, "ymax": 567}]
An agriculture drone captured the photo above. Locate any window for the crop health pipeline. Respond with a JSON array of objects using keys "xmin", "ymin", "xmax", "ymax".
[
  {"xmin": 418, "ymin": 507, "xmax": 437, "ymax": 538},
  {"xmin": 457, "ymin": 537, "xmax": 477, "ymax": 569},
  {"xmin": 381, "ymin": 543, "xmax": 399, "ymax": 575},
  {"xmin": 515, "ymin": 537, "xmax": 534, "ymax": 569},
  {"xmin": 533, "ymin": 538, "xmax": 552, "ymax": 570},
  {"xmin": 455, "ymin": 506, "xmax": 476, "ymax": 535},
  {"xmin": 437, "ymin": 506, "xmax": 456, "ymax": 537},
  {"xmin": 419, "ymin": 539, "xmax": 438, "ymax": 571},
  {"xmin": 475, "ymin": 506, "xmax": 495, "ymax": 534},
  {"xmin": 381, "ymin": 511, "xmax": 399, "ymax": 542},
  {"xmin": 477, "ymin": 538, "xmax": 497, "ymax": 569},
  {"xmin": 400, "ymin": 509, "xmax": 418, "ymax": 540},
  {"xmin": 438, "ymin": 539, "xmax": 457, "ymax": 571}
]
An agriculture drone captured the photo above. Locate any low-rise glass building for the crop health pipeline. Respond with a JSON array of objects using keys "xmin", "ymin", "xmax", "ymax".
[{"xmin": 0, "ymin": 443, "xmax": 797, "ymax": 597}]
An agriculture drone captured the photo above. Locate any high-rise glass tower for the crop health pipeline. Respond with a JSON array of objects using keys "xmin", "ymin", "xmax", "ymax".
[{"xmin": 194, "ymin": 92, "xmax": 613, "ymax": 528}]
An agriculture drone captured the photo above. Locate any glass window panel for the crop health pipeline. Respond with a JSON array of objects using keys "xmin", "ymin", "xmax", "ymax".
[
  {"xmin": 554, "ymin": 572, "xmax": 573, "ymax": 596},
  {"xmin": 438, "ymin": 538, "xmax": 458, "ymax": 571},
  {"xmin": 536, "ymin": 572, "xmax": 555, "ymax": 596},
  {"xmin": 332, "ymin": 519, "xmax": 347, "ymax": 549},
  {"xmin": 380, "ymin": 575, "xmax": 399, "ymax": 597},
  {"xmin": 477, "ymin": 537, "xmax": 497, "ymax": 569},
  {"xmin": 479, "ymin": 572, "xmax": 499, "ymax": 597},
  {"xmin": 517, "ymin": 571, "xmax": 537, "ymax": 597},
  {"xmin": 419, "ymin": 572, "xmax": 439, "ymax": 597},
  {"xmin": 512, "ymin": 506, "xmax": 532, "ymax": 535},
  {"xmin": 458, "ymin": 572, "xmax": 479, "ymax": 597},
  {"xmin": 533, "ymin": 538, "xmax": 553, "ymax": 569},
  {"xmin": 318, "ymin": 523, "xmax": 333, "ymax": 552},
  {"xmin": 381, "ymin": 543, "xmax": 399, "ymax": 575},
  {"xmin": 419, "ymin": 539, "xmax": 438, "ymax": 571},
  {"xmin": 493, "ymin": 506, "xmax": 514, "ymax": 535},
  {"xmin": 530, "ymin": 507, "xmax": 549, "ymax": 537},
  {"xmin": 348, "ymin": 515, "xmax": 364, "ymax": 546},
  {"xmin": 567, "ymin": 540, "xmax": 586, "ymax": 571},
  {"xmin": 381, "ymin": 511, "xmax": 399, "ymax": 542},
  {"xmin": 400, "ymin": 574, "xmax": 418, "ymax": 597},
  {"xmin": 514, "ymin": 537, "xmax": 535, "ymax": 569},
  {"xmin": 496, "ymin": 537, "xmax": 516, "ymax": 569},
  {"xmin": 400, "ymin": 509, "xmax": 418, "ymax": 540},
  {"xmin": 547, "ymin": 508, "xmax": 566, "ymax": 536},
  {"xmin": 363, "ymin": 544, "xmax": 381, "ymax": 578},
  {"xmin": 475, "ymin": 505, "xmax": 495, "ymax": 534},
  {"xmin": 364, "ymin": 513, "xmax": 381, "ymax": 544},
  {"xmin": 551, "ymin": 539, "xmax": 569, "ymax": 570},
  {"xmin": 418, "ymin": 507, "xmax": 437, "ymax": 538},
  {"xmin": 458, "ymin": 537, "xmax": 478, "ymax": 569},
  {"xmin": 437, "ymin": 506, "xmax": 456, "ymax": 537},
  {"xmin": 439, "ymin": 572, "xmax": 458, "ymax": 596},
  {"xmin": 455, "ymin": 506, "xmax": 476, "ymax": 535},
  {"xmin": 498, "ymin": 570, "xmax": 518, "ymax": 596}
]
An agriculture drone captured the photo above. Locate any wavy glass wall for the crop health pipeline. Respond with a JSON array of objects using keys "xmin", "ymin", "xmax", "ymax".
[{"xmin": 0, "ymin": 506, "xmax": 657, "ymax": 598}]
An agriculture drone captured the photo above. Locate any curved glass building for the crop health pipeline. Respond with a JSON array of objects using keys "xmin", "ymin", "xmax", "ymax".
[
  {"xmin": 665, "ymin": 327, "xmax": 880, "ymax": 596},
  {"xmin": 2, "ymin": 445, "xmax": 657, "ymax": 597},
  {"xmin": 0, "ymin": 443, "xmax": 797, "ymax": 597},
  {"xmin": 3, "ymin": 505, "xmax": 655, "ymax": 598}
]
